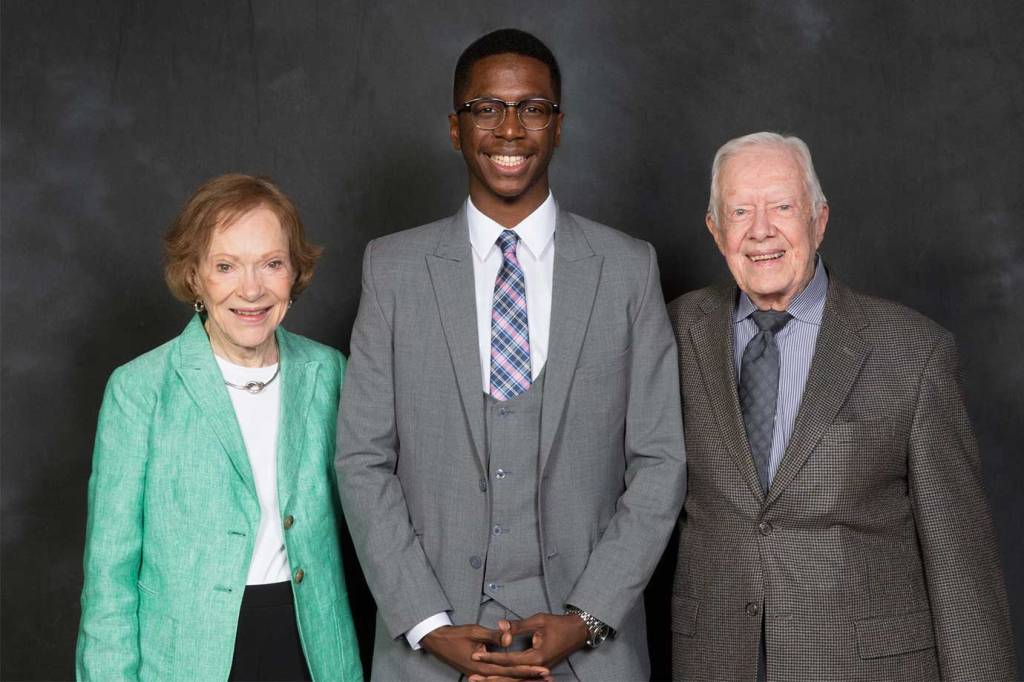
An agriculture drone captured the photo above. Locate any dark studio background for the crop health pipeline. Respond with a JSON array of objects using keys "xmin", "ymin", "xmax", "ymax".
[{"xmin": 2, "ymin": 1, "xmax": 1022, "ymax": 679}]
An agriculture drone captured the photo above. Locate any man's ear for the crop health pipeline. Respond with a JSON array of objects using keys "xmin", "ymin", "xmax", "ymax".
[
  {"xmin": 706, "ymin": 212, "xmax": 724, "ymax": 252},
  {"xmin": 813, "ymin": 202, "xmax": 829, "ymax": 249},
  {"xmin": 449, "ymin": 112, "xmax": 462, "ymax": 151}
]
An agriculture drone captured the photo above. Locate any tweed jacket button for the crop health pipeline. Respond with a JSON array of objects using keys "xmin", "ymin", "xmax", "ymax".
[
  {"xmin": 469, "ymin": 555, "xmax": 483, "ymax": 569},
  {"xmin": 758, "ymin": 520, "xmax": 773, "ymax": 536},
  {"xmin": 745, "ymin": 602, "xmax": 760, "ymax": 616},
  {"xmin": 293, "ymin": 568, "xmax": 305, "ymax": 583},
  {"xmin": 283, "ymin": 515, "xmax": 295, "ymax": 529}
]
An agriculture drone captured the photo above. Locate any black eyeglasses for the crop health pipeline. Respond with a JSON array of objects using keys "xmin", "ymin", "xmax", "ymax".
[{"xmin": 456, "ymin": 97, "xmax": 560, "ymax": 131}]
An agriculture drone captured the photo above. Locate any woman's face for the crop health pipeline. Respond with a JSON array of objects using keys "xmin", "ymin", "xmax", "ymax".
[{"xmin": 192, "ymin": 205, "xmax": 293, "ymax": 366}]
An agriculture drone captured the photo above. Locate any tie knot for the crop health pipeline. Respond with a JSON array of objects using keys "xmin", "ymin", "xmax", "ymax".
[
  {"xmin": 496, "ymin": 229, "xmax": 520, "ymax": 255},
  {"xmin": 751, "ymin": 309, "xmax": 792, "ymax": 335}
]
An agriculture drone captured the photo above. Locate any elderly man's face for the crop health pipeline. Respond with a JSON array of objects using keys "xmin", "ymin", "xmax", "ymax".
[{"xmin": 707, "ymin": 145, "xmax": 828, "ymax": 311}]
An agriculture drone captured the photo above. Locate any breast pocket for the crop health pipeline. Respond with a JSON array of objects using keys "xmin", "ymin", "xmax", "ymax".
[{"xmin": 820, "ymin": 418, "xmax": 894, "ymax": 443}]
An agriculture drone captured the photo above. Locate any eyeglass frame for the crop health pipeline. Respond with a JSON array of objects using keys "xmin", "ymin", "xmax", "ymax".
[{"xmin": 455, "ymin": 97, "xmax": 562, "ymax": 131}]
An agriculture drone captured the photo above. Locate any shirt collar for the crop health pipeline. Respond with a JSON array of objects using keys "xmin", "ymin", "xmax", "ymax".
[
  {"xmin": 735, "ymin": 255, "xmax": 829, "ymax": 325},
  {"xmin": 467, "ymin": 191, "xmax": 557, "ymax": 262}
]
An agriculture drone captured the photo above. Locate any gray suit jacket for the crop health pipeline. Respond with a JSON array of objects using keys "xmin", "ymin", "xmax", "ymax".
[
  {"xmin": 336, "ymin": 206, "xmax": 686, "ymax": 681},
  {"xmin": 667, "ymin": 277, "xmax": 1016, "ymax": 681}
]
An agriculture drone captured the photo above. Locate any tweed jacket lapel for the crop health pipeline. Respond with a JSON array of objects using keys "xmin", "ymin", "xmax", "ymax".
[
  {"xmin": 689, "ymin": 287, "xmax": 766, "ymax": 502},
  {"xmin": 766, "ymin": 278, "xmax": 869, "ymax": 504},
  {"xmin": 173, "ymin": 315, "xmax": 256, "ymax": 494},
  {"xmin": 426, "ymin": 206, "xmax": 488, "ymax": 470},
  {"xmin": 275, "ymin": 327, "xmax": 321, "ymax": 513},
  {"xmin": 539, "ymin": 211, "xmax": 602, "ymax": 475}
]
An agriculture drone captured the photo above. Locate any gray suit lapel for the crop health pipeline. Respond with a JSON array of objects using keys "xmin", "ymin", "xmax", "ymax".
[
  {"xmin": 766, "ymin": 280, "xmax": 869, "ymax": 505},
  {"xmin": 275, "ymin": 328, "xmax": 320, "ymax": 513},
  {"xmin": 689, "ymin": 290, "xmax": 765, "ymax": 502},
  {"xmin": 539, "ymin": 211, "xmax": 603, "ymax": 475},
  {"xmin": 425, "ymin": 207, "xmax": 487, "ymax": 470},
  {"xmin": 173, "ymin": 315, "xmax": 256, "ymax": 495}
]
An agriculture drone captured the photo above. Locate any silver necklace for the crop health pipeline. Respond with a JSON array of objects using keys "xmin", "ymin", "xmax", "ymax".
[{"xmin": 223, "ymin": 364, "xmax": 280, "ymax": 394}]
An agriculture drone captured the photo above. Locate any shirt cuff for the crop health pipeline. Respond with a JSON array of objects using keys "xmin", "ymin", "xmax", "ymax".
[{"xmin": 406, "ymin": 612, "xmax": 453, "ymax": 650}]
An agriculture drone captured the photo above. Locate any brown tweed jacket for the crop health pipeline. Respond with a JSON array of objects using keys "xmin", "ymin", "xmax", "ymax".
[{"xmin": 667, "ymin": 276, "xmax": 1016, "ymax": 681}]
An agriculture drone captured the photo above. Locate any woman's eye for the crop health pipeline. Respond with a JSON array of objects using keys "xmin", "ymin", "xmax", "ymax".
[
  {"xmin": 215, "ymin": 263, "xmax": 232, "ymax": 273},
  {"xmin": 267, "ymin": 260, "xmax": 283, "ymax": 269}
]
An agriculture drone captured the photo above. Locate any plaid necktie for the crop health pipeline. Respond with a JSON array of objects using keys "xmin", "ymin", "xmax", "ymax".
[
  {"xmin": 489, "ymin": 230, "xmax": 531, "ymax": 400},
  {"xmin": 739, "ymin": 309, "xmax": 792, "ymax": 493}
]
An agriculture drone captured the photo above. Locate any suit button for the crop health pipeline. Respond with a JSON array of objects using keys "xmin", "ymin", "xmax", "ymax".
[
  {"xmin": 758, "ymin": 520, "xmax": 773, "ymax": 536},
  {"xmin": 293, "ymin": 568, "xmax": 305, "ymax": 584},
  {"xmin": 745, "ymin": 602, "xmax": 760, "ymax": 617},
  {"xmin": 479, "ymin": 478, "xmax": 488, "ymax": 492},
  {"xmin": 492, "ymin": 525, "xmax": 503, "ymax": 535},
  {"xmin": 283, "ymin": 515, "xmax": 295, "ymax": 530},
  {"xmin": 495, "ymin": 468, "xmax": 507, "ymax": 480},
  {"xmin": 469, "ymin": 555, "xmax": 482, "ymax": 569}
]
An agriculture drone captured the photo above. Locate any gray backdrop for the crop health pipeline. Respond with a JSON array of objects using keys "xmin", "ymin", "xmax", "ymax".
[{"xmin": 3, "ymin": 1, "xmax": 1022, "ymax": 679}]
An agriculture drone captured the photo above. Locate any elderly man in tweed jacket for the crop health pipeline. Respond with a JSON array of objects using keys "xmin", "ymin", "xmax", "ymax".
[{"xmin": 667, "ymin": 131, "xmax": 1016, "ymax": 681}]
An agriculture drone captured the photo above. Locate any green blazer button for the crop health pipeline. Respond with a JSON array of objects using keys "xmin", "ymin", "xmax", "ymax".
[
  {"xmin": 283, "ymin": 515, "xmax": 295, "ymax": 529},
  {"xmin": 293, "ymin": 568, "xmax": 305, "ymax": 584}
]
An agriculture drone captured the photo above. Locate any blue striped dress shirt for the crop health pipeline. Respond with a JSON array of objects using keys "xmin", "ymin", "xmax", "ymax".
[{"xmin": 733, "ymin": 257, "xmax": 828, "ymax": 487}]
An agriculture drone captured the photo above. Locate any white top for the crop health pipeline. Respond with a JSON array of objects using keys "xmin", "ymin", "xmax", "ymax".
[
  {"xmin": 215, "ymin": 355, "xmax": 291, "ymax": 585},
  {"xmin": 405, "ymin": 193, "xmax": 558, "ymax": 648},
  {"xmin": 468, "ymin": 191, "xmax": 557, "ymax": 393}
]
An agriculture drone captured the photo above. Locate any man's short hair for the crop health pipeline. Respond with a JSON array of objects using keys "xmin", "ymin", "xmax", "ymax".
[
  {"xmin": 708, "ymin": 132, "xmax": 828, "ymax": 224},
  {"xmin": 453, "ymin": 28, "xmax": 561, "ymax": 108}
]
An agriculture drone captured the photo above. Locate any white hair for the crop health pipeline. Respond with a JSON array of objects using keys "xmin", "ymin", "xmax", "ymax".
[{"xmin": 707, "ymin": 131, "xmax": 827, "ymax": 224}]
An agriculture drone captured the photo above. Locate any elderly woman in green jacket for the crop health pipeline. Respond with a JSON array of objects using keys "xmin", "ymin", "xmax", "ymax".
[{"xmin": 76, "ymin": 174, "xmax": 363, "ymax": 681}]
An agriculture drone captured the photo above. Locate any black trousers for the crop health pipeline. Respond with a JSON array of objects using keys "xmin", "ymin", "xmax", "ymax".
[{"xmin": 229, "ymin": 581, "xmax": 312, "ymax": 682}]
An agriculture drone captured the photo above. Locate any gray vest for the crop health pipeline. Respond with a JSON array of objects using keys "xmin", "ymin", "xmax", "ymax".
[{"xmin": 481, "ymin": 369, "xmax": 550, "ymax": 619}]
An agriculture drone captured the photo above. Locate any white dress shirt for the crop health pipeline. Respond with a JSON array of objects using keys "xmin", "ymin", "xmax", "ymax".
[
  {"xmin": 469, "ymin": 192, "xmax": 556, "ymax": 392},
  {"xmin": 405, "ymin": 192, "xmax": 558, "ymax": 648}
]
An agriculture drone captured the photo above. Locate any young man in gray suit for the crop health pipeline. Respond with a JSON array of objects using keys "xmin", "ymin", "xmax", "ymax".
[
  {"xmin": 668, "ymin": 132, "xmax": 1016, "ymax": 681},
  {"xmin": 336, "ymin": 29, "xmax": 685, "ymax": 681}
]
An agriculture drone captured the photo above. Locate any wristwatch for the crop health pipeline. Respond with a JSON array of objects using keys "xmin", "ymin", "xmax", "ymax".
[{"xmin": 565, "ymin": 605, "xmax": 612, "ymax": 648}]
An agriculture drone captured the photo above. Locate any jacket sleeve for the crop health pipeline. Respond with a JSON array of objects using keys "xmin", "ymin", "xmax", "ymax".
[
  {"xmin": 76, "ymin": 366, "xmax": 152, "ymax": 681},
  {"xmin": 908, "ymin": 332, "xmax": 1017, "ymax": 680},
  {"xmin": 334, "ymin": 240, "xmax": 453, "ymax": 639},
  {"xmin": 565, "ymin": 242, "xmax": 687, "ymax": 630}
]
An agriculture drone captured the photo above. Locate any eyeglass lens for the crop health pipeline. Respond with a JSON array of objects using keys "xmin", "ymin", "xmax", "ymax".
[{"xmin": 470, "ymin": 99, "xmax": 554, "ymax": 130}]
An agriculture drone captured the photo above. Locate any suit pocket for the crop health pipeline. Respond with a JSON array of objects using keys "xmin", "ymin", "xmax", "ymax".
[
  {"xmin": 855, "ymin": 610, "xmax": 935, "ymax": 659},
  {"xmin": 138, "ymin": 591, "xmax": 178, "ymax": 680},
  {"xmin": 821, "ymin": 418, "xmax": 893, "ymax": 443},
  {"xmin": 670, "ymin": 595, "xmax": 699, "ymax": 637},
  {"xmin": 573, "ymin": 344, "xmax": 630, "ymax": 377}
]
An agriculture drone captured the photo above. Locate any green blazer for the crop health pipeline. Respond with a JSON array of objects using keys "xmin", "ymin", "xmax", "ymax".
[{"xmin": 76, "ymin": 315, "xmax": 363, "ymax": 681}]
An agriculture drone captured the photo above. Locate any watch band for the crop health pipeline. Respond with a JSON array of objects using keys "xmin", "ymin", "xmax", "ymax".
[{"xmin": 565, "ymin": 605, "xmax": 612, "ymax": 648}]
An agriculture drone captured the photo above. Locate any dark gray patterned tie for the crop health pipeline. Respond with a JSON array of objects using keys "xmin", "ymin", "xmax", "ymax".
[{"xmin": 739, "ymin": 309, "xmax": 792, "ymax": 494}]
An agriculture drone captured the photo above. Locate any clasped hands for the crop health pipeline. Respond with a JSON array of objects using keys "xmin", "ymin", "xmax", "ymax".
[{"xmin": 420, "ymin": 612, "xmax": 589, "ymax": 682}]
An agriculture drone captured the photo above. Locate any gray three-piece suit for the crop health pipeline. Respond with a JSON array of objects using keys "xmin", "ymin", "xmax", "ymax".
[{"xmin": 337, "ymin": 205, "xmax": 685, "ymax": 681}]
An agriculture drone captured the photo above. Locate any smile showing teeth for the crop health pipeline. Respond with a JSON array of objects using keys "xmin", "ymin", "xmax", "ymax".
[
  {"xmin": 749, "ymin": 252, "xmax": 784, "ymax": 262},
  {"xmin": 489, "ymin": 154, "xmax": 526, "ymax": 167},
  {"xmin": 232, "ymin": 308, "xmax": 270, "ymax": 317}
]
